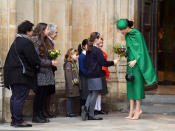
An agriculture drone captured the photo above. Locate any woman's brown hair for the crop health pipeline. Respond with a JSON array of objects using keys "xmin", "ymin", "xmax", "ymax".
[
  {"xmin": 64, "ymin": 48, "xmax": 78, "ymax": 62},
  {"xmin": 88, "ymin": 32, "xmax": 100, "ymax": 51},
  {"xmin": 33, "ymin": 23, "xmax": 52, "ymax": 56}
]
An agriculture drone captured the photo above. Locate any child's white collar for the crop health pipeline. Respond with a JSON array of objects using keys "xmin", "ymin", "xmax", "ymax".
[
  {"xmin": 93, "ymin": 44, "xmax": 98, "ymax": 47},
  {"xmin": 82, "ymin": 50, "xmax": 86, "ymax": 55}
]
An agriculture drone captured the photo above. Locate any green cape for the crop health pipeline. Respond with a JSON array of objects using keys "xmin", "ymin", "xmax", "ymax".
[{"xmin": 125, "ymin": 28, "xmax": 157, "ymax": 85}]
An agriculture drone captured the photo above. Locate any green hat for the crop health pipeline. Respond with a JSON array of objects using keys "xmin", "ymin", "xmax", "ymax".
[{"xmin": 116, "ymin": 19, "xmax": 128, "ymax": 30}]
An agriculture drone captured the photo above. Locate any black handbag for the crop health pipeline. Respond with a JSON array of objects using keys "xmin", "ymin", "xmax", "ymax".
[
  {"xmin": 125, "ymin": 69, "xmax": 134, "ymax": 81},
  {"xmin": 14, "ymin": 41, "xmax": 34, "ymax": 77}
]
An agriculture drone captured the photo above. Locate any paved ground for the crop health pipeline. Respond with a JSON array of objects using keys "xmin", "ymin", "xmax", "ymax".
[{"xmin": 0, "ymin": 112, "xmax": 175, "ymax": 131}]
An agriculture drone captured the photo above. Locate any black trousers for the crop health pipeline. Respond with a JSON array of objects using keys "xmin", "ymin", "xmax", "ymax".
[
  {"xmin": 10, "ymin": 84, "xmax": 30, "ymax": 124},
  {"xmin": 33, "ymin": 86, "xmax": 48, "ymax": 115}
]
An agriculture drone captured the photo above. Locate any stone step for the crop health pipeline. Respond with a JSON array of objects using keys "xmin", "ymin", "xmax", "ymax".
[
  {"xmin": 141, "ymin": 95, "xmax": 175, "ymax": 114},
  {"xmin": 141, "ymin": 104, "xmax": 175, "ymax": 114},
  {"xmin": 142, "ymin": 95, "xmax": 175, "ymax": 105}
]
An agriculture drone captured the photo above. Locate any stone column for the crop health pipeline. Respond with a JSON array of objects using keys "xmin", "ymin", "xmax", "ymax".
[
  {"xmin": 0, "ymin": 0, "xmax": 17, "ymax": 122},
  {"xmin": 0, "ymin": 63, "xmax": 3, "ymax": 122}
]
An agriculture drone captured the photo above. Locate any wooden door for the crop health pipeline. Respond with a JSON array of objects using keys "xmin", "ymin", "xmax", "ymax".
[{"xmin": 138, "ymin": 0, "xmax": 159, "ymax": 71}]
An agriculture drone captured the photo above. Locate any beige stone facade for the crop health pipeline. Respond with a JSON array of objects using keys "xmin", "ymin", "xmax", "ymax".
[{"xmin": 0, "ymin": 0, "xmax": 138, "ymax": 122}]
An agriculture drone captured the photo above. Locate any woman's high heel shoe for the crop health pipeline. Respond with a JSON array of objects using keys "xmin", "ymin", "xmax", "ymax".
[
  {"xmin": 125, "ymin": 111, "xmax": 135, "ymax": 119},
  {"xmin": 131, "ymin": 110, "xmax": 142, "ymax": 120}
]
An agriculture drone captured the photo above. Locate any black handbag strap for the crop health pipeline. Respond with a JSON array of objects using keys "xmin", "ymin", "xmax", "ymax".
[
  {"xmin": 14, "ymin": 41, "xmax": 26, "ymax": 73},
  {"xmin": 127, "ymin": 63, "xmax": 134, "ymax": 74}
]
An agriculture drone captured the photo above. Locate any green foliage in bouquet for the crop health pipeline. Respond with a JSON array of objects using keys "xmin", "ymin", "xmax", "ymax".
[{"xmin": 113, "ymin": 43, "xmax": 127, "ymax": 60}]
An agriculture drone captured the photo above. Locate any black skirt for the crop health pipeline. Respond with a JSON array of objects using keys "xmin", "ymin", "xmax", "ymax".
[
  {"xmin": 47, "ymin": 85, "xmax": 56, "ymax": 95},
  {"xmin": 100, "ymin": 76, "xmax": 108, "ymax": 95}
]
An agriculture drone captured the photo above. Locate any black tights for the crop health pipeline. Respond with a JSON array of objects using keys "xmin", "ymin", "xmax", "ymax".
[{"xmin": 33, "ymin": 86, "xmax": 48, "ymax": 115}]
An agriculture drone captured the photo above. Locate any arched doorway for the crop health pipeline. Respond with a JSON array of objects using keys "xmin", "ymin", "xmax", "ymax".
[
  {"xmin": 138, "ymin": 0, "xmax": 175, "ymax": 95},
  {"xmin": 137, "ymin": 0, "xmax": 175, "ymax": 114}
]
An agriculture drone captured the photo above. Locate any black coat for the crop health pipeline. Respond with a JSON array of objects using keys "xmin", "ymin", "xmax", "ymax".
[
  {"xmin": 3, "ymin": 35, "xmax": 40, "ymax": 89},
  {"xmin": 85, "ymin": 46, "xmax": 114, "ymax": 78}
]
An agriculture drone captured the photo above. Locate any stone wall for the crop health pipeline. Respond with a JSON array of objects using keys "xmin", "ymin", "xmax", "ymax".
[
  {"xmin": 0, "ymin": 0, "xmax": 138, "ymax": 122},
  {"xmin": 0, "ymin": 0, "xmax": 17, "ymax": 122}
]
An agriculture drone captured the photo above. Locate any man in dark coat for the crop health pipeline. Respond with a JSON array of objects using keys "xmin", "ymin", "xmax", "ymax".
[{"xmin": 3, "ymin": 20, "xmax": 40, "ymax": 127}]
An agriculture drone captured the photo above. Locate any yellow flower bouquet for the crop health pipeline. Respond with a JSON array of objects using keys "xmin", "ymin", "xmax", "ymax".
[{"xmin": 48, "ymin": 49, "xmax": 61, "ymax": 60}]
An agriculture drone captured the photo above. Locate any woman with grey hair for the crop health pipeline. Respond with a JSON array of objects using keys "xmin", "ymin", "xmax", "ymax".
[
  {"xmin": 48, "ymin": 23, "xmax": 58, "ymax": 45},
  {"xmin": 44, "ymin": 23, "xmax": 58, "ymax": 118}
]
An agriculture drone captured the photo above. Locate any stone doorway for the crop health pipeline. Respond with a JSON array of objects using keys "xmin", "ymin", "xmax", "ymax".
[
  {"xmin": 150, "ymin": 0, "xmax": 175, "ymax": 95},
  {"xmin": 139, "ymin": 0, "xmax": 175, "ymax": 114},
  {"xmin": 138, "ymin": 0, "xmax": 175, "ymax": 95},
  {"xmin": 157, "ymin": 0, "xmax": 175, "ymax": 86}
]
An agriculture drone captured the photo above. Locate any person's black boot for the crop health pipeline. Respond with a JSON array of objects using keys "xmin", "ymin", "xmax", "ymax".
[
  {"xmin": 94, "ymin": 110, "xmax": 99, "ymax": 115},
  {"xmin": 10, "ymin": 120, "xmax": 15, "ymax": 126},
  {"xmin": 88, "ymin": 115, "xmax": 103, "ymax": 120},
  {"xmin": 32, "ymin": 116, "xmax": 46, "ymax": 123},
  {"xmin": 44, "ymin": 111, "xmax": 56, "ymax": 118},
  {"xmin": 38, "ymin": 112, "xmax": 50, "ymax": 123},
  {"xmin": 98, "ymin": 110, "xmax": 108, "ymax": 115}
]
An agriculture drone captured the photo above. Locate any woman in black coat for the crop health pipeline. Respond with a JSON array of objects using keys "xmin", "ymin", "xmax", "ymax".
[{"xmin": 4, "ymin": 20, "xmax": 40, "ymax": 127}]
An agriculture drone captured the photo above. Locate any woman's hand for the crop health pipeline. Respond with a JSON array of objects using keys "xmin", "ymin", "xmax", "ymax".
[
  {"xmin": 52, "ymin": 60, "xmax": 57, "ymax": 66},
  {"xmin": 129, "ymin": 60, "xmax": 136, "ymax": 68}
]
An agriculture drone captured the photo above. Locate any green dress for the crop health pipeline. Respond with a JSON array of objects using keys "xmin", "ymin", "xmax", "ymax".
[{"xmin": 125, "ymin": 28, "xmax": 157, "ymax": 100}]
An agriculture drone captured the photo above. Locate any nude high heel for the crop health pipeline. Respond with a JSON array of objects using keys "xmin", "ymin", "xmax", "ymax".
[
  {"xmin": 131, "ymin": 110, "xmax": 142, "ymax": 120},
  {"xmin": 125, "ymin": 111, "xmax": 135, "ymax": 119}
]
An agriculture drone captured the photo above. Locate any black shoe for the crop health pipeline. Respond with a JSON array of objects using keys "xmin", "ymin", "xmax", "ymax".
[
  {"xmin": 14, "ymin": 122, "xmax": 32, "ymax": 127},
  {"xmin": 66, "ymin": 113, "xmax": 77, "ymax": 117},
  {"xmin": 98, "ymin": 110, "xmax": 108, "ymax": 115},
  {"xmin": 43, "ymin": 111, "xmax": 56, "ymax": 118},
  {"xmin": 32, "ymin": 116, "xmax": 47, "ymax": 123},
  {"xmin": 81, "ymin": 106, "xmax": 88, "ymax": 121},
  {"xmin": 88, "ymin": 115, "xmax": 103, "ymax": 120},
  {"xmin": 38, "ymin": 112, "xmax": 50, "ymax": 123},
  {"xmin": 10, "ymin": 121, "xmax": 15, "ymax": 127},
  {"xmin": 40, "ymin": 111, "xmax": 49, "ymax": 118},
  {"xmin": 94, "ymin": 110, "xmax": 99, "ymax": 115},
  {"xmin": 47, "ymin": 112, "xmax": 57, "ymax": 118},
  {"xmin": 51, "ymin": 114, "xmax": 57, "ymax": 118}
]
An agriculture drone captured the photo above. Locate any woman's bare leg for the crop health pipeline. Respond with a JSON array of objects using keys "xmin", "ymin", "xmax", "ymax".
[
  {"xmin": 125, "ymin": 99, "xmax": 135, "ymax": 119},
  {"xmin": 132, "ymin": 100, "xmax": 142, "ymax": 120}
]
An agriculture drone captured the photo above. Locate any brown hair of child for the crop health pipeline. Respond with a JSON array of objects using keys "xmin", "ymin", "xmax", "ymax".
[{"xmin": 64, "ymin": 48, "xmax": 78, "ymax": 62}]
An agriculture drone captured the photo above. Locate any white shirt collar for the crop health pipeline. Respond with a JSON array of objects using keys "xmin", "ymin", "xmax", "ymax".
[
  {"xmin": 93, "ymin": 44, "xmax": 98, "ymax": 47},
  {"xmin": 82, "ymin": 50, "xmax": 86, "ymax": 55}
]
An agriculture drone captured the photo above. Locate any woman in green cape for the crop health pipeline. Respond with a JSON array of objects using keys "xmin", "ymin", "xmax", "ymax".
[{"xmin": 116, "ymin": 19, "xmax": 157, "ymax": 120}]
